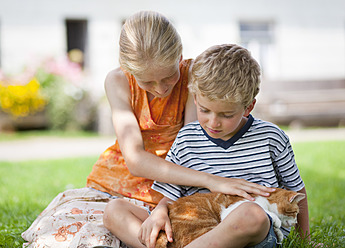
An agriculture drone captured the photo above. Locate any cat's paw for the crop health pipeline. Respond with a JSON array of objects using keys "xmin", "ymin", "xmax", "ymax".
[
  {"xmin": 267, "ymin": 212, "xmax": 281, "ymax": 229},
  {"xmin": 155, "ymin": 231, "xmax": 168, "ymax": 248},
  {"xmin": 273, "ymin": 218, "xmax": 281, "ymax": 229},
  {"xmin": 273, "ymin": 227, "xmax": 284, "ymax": 244}
]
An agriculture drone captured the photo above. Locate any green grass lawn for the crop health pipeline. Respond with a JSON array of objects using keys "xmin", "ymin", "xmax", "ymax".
[
  {"xmin": 0, "ymin": 140, "xmax": 344, "ymax": 247},
  {"xmin": 0, "ymin": 156, "xmax": 99, "ymax": 247},
  {"xmin": 284, "ymin": 141, "xmax": 345, "ymax": 247}
]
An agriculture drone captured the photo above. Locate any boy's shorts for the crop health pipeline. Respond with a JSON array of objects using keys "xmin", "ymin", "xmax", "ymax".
[{"xmin": 248, "ymin": 215, "xmax": 278, "ymax": 248}]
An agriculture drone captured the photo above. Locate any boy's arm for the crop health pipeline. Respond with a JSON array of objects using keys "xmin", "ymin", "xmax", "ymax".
[
  {"xmin": 138, "ymin": 197, "xmax": 174, "ymax": 248},
  {"xmin": 296, "ymin": 187, "xmax": 310, "ymax": 239}
]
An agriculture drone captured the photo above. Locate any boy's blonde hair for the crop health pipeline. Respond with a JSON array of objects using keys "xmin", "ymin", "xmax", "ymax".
[
  {"xmin": 189, "ymin": 44, "xmax": 261, "ymax": 108},
  {"xmin": 119, "ymin": 11, "xmax": 182, "ymax": 76}
]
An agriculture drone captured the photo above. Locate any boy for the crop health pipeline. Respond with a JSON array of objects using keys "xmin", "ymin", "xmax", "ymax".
[{"xmin": 139, "ymin": 44, "xmax": 309, "ymax": 248}]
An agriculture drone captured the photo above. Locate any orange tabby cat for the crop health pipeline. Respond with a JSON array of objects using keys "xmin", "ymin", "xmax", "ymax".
[{"xmin": 155, "ymin": 187, "xmax": 305, "ymax": 248}]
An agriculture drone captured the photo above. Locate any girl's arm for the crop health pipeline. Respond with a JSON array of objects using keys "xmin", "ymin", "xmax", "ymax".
[
  {"xmin": 296, "ymin": 187, "xmax": 310, "ymax": 238},
  {"xmin": 105, "ymin": 68, "xmax": 273, "ymax": 199}
]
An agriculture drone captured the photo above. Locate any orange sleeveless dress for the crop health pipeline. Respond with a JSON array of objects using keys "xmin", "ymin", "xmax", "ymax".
[{"xmin": 86, "ymin": 59, "xmax": 192, "ymax": 205}]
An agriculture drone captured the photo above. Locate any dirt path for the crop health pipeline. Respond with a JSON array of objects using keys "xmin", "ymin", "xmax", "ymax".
[
  {"xmin": 0, "ymin": 136, "xmax": 115, "ymax": 161},
  {"xmin": 1, "ymin": 128, "xmax": 345, "ymax": 161}
]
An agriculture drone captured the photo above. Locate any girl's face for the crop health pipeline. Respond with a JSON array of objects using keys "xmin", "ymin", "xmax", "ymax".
[
  {"xmin": 194, "ymin": 93, "xmax": 255, "ymax": 141},
  {"xmin": 134, "ymin": 61, "xmax": 181, "ymax": 98}
]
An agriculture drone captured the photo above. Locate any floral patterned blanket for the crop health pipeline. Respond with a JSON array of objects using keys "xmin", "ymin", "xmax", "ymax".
[{"xmin": 22, "ymin": 187, "xmax": 145, "ymax": 248}]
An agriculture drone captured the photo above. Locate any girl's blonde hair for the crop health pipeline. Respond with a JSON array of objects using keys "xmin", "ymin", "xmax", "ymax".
[
  {"xmin": 119, "ymin": 11, "xmax": 182, "ymax": 76},
  {"xmin": 189, "ymin": 44, "xmax": 261, "ymax": 108}
]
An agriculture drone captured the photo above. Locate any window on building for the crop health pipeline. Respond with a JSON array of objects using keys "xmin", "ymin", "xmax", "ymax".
[
  {"xmin": 239, "ymin": 21, "xmax": 275, "ymax": 77},
  {"xmin": 65, "ymin": 19, "xmax": 88, "ymax": 68}
]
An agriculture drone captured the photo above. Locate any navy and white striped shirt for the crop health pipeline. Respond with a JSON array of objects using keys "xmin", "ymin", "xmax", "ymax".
[{"xmin": 152, "ymin": 115, "xmax": 305, "ymax": 201}]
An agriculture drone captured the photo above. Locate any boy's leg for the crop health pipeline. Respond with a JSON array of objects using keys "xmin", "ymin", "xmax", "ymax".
[
  {"xmin": 103, "ymin": 198, "xmax": 149, "ymax": 248},
  {"xmin": 185, "ymin": 202, "xmax": 271, "ymax": 248}
]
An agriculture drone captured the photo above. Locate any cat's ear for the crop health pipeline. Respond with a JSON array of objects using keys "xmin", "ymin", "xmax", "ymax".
[{"xmin": 289, "ymin": 193, "xmax": 305, "ymax": 203}]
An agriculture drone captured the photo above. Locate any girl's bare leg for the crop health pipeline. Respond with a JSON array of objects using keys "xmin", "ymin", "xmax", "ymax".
[
  {"xmin": 103, "ymin": 198, "xmax": 149, "ymax": 248},
  {"xmin": 185, "ymin": 202, "xmax": 270, "ymax": 248}
]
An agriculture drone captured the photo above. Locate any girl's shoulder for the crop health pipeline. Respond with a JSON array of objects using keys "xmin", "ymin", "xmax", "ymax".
[
  {"xmin": 105, "ymin": 67, "xmax": 130, "ymax": 94},
  {"xmin": 180, "ymin": 59, "xmax": 194, "ymax": 81},
  {"xmin": 104, "ymin": 67, "xmax": 132, "ymax": 106},
  {"xmin": 105, "ymin": 67, "xmax": 127, "ymax": 86}
]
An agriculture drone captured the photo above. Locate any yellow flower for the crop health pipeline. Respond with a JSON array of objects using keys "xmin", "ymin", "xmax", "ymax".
[{"xmin": 0, "ymin": 78, "xmax": 46, "ymax": 117}]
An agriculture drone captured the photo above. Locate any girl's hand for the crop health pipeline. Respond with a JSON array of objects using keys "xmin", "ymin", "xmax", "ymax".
[
  {"xmin": 207, "ymin": 175, "xmax": 276, "ymax": 201},
  {"xmin": 138, "ymin": 203, "xmax": 173, "ymax": 248}
]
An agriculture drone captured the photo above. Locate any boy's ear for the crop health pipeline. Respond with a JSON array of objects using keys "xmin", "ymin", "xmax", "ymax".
[{"xmin": 244, "ymin": 99, "xmax": 256, "ymax": 117}]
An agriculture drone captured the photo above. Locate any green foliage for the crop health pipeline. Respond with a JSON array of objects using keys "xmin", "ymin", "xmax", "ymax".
[
  {"xmin": 0, "ymin": 140, "xmax": 344, "ymax": 247},
  {"xmin": 34, "ymin": 62, "xmax": 93, "ymax": 131}
]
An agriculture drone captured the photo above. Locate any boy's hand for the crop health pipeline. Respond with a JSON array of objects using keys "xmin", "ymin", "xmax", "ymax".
[
  {"xmin": 207, "ymin": 175, "xmax": 275, "ymax": 201},
  {"xmin": 138, "ymin": 204, "xmax": 173, "ymax": 248}
]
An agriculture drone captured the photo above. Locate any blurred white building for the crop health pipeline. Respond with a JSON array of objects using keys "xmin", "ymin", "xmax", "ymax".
[{"xmin": 1, "ymin": 0, "xmax": 345, "ymax": 128}]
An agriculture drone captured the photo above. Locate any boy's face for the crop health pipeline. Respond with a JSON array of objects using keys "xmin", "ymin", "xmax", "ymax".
[{"xmin": 194, "ymin": 93, "xmax": 255, "ymax": 141}]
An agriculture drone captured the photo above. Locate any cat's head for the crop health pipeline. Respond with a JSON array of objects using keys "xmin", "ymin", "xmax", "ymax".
[{"xmin": 268, "ymin": 188, "xmax": 305, "ymax": 228}]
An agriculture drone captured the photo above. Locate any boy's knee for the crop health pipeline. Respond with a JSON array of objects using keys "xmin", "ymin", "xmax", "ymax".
[
  {"xmin": 245, "ymin": 204, "xmax": 269, "ymax": 235},
  {"xmin": 233, "ymin": 202, "xmax": 270, "ymax": 236},
  {"xmin": 103, "ymin": 198, "xmax": 127, "ymax": 229}
]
